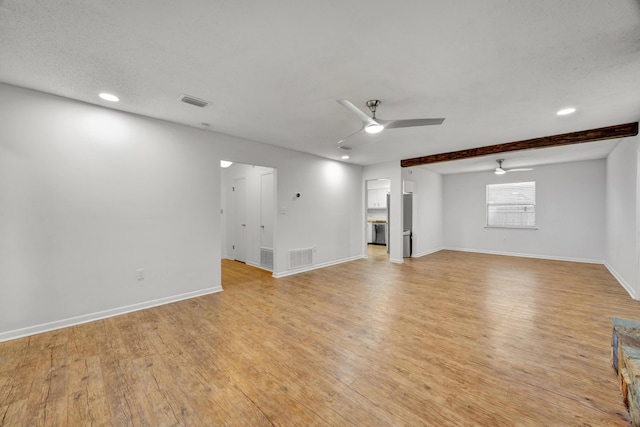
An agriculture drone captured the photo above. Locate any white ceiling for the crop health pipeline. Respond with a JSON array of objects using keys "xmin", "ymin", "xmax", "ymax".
[{"xmin": 1, "ymin": 1, "xmax": 639, "ymax": 171}]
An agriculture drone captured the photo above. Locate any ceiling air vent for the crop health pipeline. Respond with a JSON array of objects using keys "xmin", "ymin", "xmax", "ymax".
[{"xmin": 178, "ymin": 94, "xmax": 210, "ymax": 108}]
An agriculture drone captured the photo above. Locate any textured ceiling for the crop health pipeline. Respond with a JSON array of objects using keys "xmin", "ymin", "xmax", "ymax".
[{"xmin": 1, "ymin": 0, "xmax": 639, "ymax": 170}]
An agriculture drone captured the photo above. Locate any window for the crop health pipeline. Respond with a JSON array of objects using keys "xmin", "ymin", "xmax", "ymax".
[{"xmin": 486, "ymin": 181, "xmax": 536, "ymax": 228}]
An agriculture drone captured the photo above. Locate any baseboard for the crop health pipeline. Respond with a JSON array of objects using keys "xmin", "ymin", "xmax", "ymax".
[
  {"xmin": 411, "ymin": 247, "xmax": 443, "ymax": 258},
  {"xmin": 443, "ymin": 247, "xmax": 604, "ymax": 265},
  {"xmin": 389, "ymin": 257, "xmax": 404, "ymax": 264},
  {"xmin": 273, "ymin": 254, "xmax": 365, "ymax": 278},
  {"xmin": 0, "ymin": 286, "xmax": 223, "ymax": 343},
  {"xmin": 246, "ymin": 260, "xmax": 273, "ymax": 273},
  {"xmin": 605, "ymin": 263, "xmax": 637, "ymax": 300},
  {"xmin": 443, "ymin": 247, "xmax": 637, "ymax": 298}
]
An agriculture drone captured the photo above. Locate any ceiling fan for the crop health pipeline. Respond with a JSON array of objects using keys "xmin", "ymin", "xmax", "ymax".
[
  {"xmin": 494, "ymin": 159, "xmax": 533, "ymax": 175},
  {"xmin": 336, "ymin": 99, "xmax": 445, "ymax": 144}
]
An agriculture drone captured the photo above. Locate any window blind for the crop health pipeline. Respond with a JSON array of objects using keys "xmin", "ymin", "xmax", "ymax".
[{"xmin": 486, "ymin": 181, "xmax": 536, "ymax": 228}]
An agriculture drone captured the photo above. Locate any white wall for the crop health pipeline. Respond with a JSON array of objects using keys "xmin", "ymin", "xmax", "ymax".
[
  {"xmin": 263, "ymin": 157, "xmax": 362, "ymax": 276},
  {"xmin": 0, "ymin": 84, "xmax": 223, "ymax": 340},
  {"xmin": 0, "ymin": 83, "xmax": 364, "ymax": 340},
  {"xmin": 367, "ymin": 179, "xmax": 390, "ymax": 190},
  {"xmin": 207, "ymin": 132, "xmax": 364, "ymax": 277},
  {"xmin": 402, "ymin": 167, "xmax": 443, "ymax": 256},
  {"xmin": 443, "ymin": 159, "xmax": 606, "ymax": 262},
  {"xmin": 606, "ymin": 136, "xmax": 639, "ymax": 298}
]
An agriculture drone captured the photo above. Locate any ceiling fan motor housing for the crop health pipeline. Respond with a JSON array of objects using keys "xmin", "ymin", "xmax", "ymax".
[{"xmin": 366, "ymin": 100, "xmax": 381, "ymax": 116}]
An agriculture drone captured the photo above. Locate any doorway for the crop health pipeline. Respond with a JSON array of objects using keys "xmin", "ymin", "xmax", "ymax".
[
  {"xmin": 221, "ymin": 163, "xmax": 276, "ymax": 272},
  {"xmin": 365, "ymin": 178, "xmax": 390, "ymax": 260}
]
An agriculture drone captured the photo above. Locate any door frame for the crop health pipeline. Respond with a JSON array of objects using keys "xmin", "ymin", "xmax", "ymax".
[{"xmin": 232, "ymin": 177, "xmax": 247, "ymax": 263}]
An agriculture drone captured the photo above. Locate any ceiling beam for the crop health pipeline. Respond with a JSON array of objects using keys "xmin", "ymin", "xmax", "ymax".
[{"xmin": 400, "ymin": 122, "xmax": 639, "ymax": 168}]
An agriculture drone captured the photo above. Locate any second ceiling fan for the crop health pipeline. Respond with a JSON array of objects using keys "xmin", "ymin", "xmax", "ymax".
[
  {"xmin": 336, "ymin": 99, "xmax": 445, "ymax": 144},
  {"xmin": 494, "ymin": 159, "xmax": 533, "ymax": 175}
]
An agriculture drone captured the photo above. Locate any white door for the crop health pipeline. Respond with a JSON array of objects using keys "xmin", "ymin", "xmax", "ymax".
[
  {"xmin": 261, "ymin": 173, "xmax": 274, "ymax": 249},
  {"xmin": 233, "ymin": 177, "xmax": 247, "ymax": 262}
]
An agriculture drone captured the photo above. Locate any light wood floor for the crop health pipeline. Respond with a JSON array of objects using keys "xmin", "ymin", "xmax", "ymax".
[{"xmin": 2, "ymin": 246, "xmax": 640, "ymax": 426}]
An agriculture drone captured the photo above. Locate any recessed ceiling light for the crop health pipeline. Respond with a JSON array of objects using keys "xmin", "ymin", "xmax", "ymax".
[
  {"xmin": 99, "ymin": 93, "xmax": 119, "ymax": 102},
  {"xmin": 220, "ymin": 160, "xmax": 233, "ymax": 168},
  {"xmin": 557, "ymin": 107, "xmax": 576, "ymax": 116},
  {"xmin": 341, "ymin": 155, "xmax": 350, "ymax": 160}
]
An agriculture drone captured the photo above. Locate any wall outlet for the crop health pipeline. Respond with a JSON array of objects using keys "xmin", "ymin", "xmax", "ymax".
[{"xmin": 136, "ymin": 269, "xmax": 145, "ymax": 280}]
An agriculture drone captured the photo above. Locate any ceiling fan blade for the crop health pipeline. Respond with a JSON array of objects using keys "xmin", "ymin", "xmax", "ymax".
[
  {"xmin": 337, "ymin": 127, "xmax": 364, "ymax": 145},
  {"xmin": 380, "ymin": 118, "xmax": 445, "ymax": 129},
  {"xmin": 337, "ymin": 99, "xmax": 377, "ymax": 125},
  {"xmin": 506, "ymin": 168, "xmax": 533, "ymax": 172}
]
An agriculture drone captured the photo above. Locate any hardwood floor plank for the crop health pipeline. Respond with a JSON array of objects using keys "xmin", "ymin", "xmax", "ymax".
[
  {"xmin": 0, "ymin": 400, "xmax": 27, "ymax": 426},
  {"xmin": 1, "ymin": 248, "xmax": 639, "ymax": 425},
  {"xmin": 66, "ymin": 356, "xmax": 111, "ymax": 426}
]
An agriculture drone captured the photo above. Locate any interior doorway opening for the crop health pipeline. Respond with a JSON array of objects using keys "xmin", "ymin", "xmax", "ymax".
[
  {"xmin": 221, "ymin": 162, "xmax": 276, "ymax": 272},
  {"xmin": 365, "ymin": 178, "xmax": 390, "ymax": 261}
]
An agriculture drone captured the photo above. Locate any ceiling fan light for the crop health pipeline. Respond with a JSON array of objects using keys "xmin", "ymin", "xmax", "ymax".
[
  {"xmin": 365, "ymin": 123, "xmax": 384, "ymax": 134},
  {"xmin": 495, "ymin": 168, "xmax": 506, "ymax": 175}
]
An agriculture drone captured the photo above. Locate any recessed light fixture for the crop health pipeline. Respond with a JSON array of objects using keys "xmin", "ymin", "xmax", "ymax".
[
  {"xmin": 196, "ymin": 122, "xmax": 210, "ymax": 129},
  {"xmin": 99, "ymin": 93, "xmax": 119, "ymax": 102},
  {"xmin": 220, "ymin": 160, "xmax": 233, "ymax": 168},
  {"xmin": 341, "ymin": 155, "xmax": 350, "ymax": 160},
  {"xmin": 556, "ymin": 107, "xmax": 576, "ymax": 116}
]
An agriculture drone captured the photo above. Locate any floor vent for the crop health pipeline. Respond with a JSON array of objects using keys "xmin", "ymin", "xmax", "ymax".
[
  {"xmin": 177, "ymin": 94, "xmax": 210, "ymax": 108},
  {"xmin": 260, "ymin": 247, "xmax": 274, "ymax": 270},
  {"xmin": 288, "ymin": 247, "xmax": 313, "ymax": 269}
]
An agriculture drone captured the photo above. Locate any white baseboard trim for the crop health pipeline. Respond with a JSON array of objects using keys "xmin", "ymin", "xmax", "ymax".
[
  {"xmin": 443, "ymin": 247, "xmax": 604, "ymax": 265},
  {"xmin": 444, "ymin": 247, "xmax": 637, "ymax": 298},
  {"xmin": 389, "ymin": 257, "xmax": 404, "ymax": 264},
  {"xmin": 605, "ymin": 263, "xmax": 637, "ymax": 300},
  {"xmin": 411, "ymin": 247, "xmax": 444, "ymax": 258},
  {"xmin": 273, "ymin": 254, "xmax": 365, "ymax": 278},
  {"xmin": 246, "ymin": 260, "xmax": 273, "ymax": 273},
  {"xmin": 0, "ymin": 286, "xmax": 223, "ymax": 343}
]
